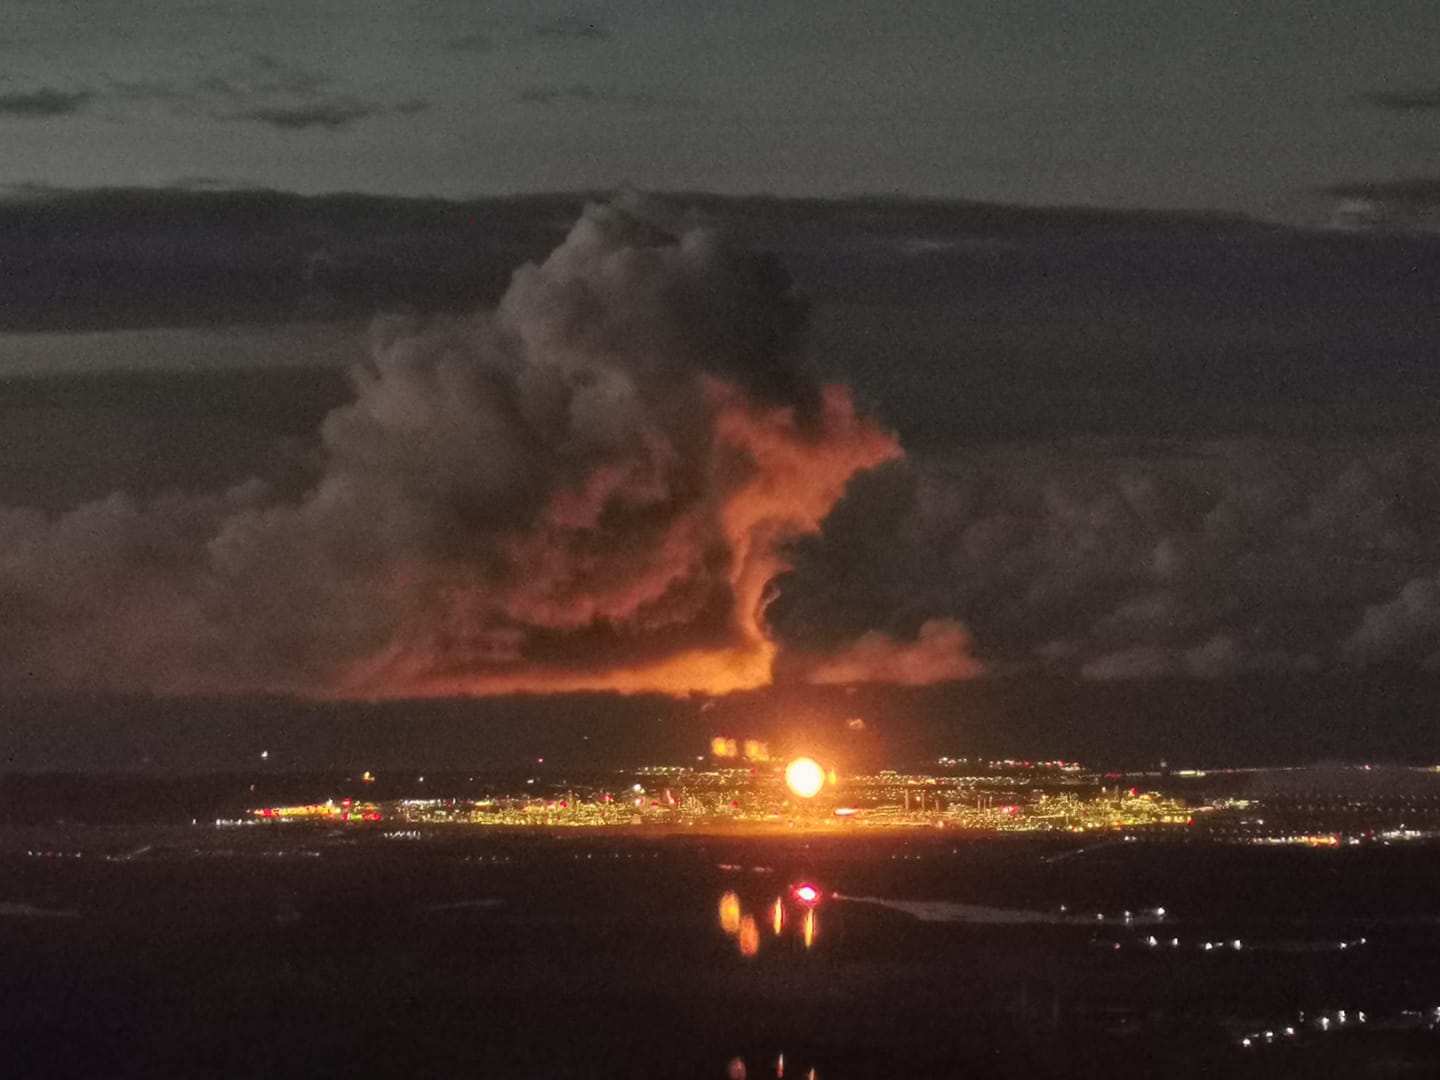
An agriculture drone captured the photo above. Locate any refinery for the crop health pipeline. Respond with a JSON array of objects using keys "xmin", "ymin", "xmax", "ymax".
[{"xmin": 217, "ymin": 754, "xmax": 1440, "ymax": 842}]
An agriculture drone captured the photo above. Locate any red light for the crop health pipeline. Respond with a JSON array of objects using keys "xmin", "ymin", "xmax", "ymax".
[{"xmin": 792, "ymin": 884, "xmax": 820, "ymax": 904}]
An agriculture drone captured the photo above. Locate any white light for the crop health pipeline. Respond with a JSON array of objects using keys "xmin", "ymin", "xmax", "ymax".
[{"xmin": 784, "ymin": 758, "xmax": 825, "ymax": 799}]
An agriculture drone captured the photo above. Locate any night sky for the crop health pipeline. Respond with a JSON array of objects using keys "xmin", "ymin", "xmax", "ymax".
[
  {"xmin": 4, "ymin": 0, "xmax": 1440, "ymax": 219},
  {"xmin": 3, "ymin": 3, "xmax": 1440, "ymax": 771}
]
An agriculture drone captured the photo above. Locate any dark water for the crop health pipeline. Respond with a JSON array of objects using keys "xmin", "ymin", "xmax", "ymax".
[{"xmin": 3, "ymin": 830, "xmax": 1439, "ymax": 1078}]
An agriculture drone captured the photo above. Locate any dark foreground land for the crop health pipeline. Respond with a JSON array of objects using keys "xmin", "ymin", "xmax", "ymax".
[{"xmin": 3, "ymin": 828, "xmax": 1440, "ymax": 1078}]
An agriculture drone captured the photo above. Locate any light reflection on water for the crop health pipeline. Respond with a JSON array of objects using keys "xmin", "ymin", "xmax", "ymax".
[
  {"xmin": 719, "ymin": 891, "xmax": 742, "ymax": 936},
  {"xmin": 727, "ymin": 1054, "xmax": 817, "ymax": 1079},
  {"xmin": 718, "ymin": 890, "xmax": 821, "ymax": 957}
]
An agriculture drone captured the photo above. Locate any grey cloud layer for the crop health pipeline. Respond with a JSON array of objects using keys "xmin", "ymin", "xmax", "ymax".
[
  {"xmin": 106, "ymin": 53, "xmax": 417, "ymax": 132},
  {"xmin": 774, "ymin": 443, "xmax": 1440, "ymax": 680},
  {"xmin": 1363, "ymin": 87, "xmax": 1440, "ymax": 112},
  {"xmin": 0, "ymin": 88, "xmax": 93, "ymax": 116}
]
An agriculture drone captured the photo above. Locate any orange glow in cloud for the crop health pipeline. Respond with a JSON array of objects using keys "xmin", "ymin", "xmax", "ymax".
[{"xmin": 335, "ymin": 382, "xmax": 900, "ymax": 699}]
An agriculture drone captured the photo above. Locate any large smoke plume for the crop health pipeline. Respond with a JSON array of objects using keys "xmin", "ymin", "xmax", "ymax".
[{"xmin": 0, "ymin": 195, "xmax": 928, "ymax": 697}]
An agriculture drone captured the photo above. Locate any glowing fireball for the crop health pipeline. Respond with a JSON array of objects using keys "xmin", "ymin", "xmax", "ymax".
[{"xmin": 785, "ymin": 757, "xmax": 825, "ymax": 799}]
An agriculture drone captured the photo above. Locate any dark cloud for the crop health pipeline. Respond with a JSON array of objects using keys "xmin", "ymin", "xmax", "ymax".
[
  {"xmin": 773, "ymin": 441, "xmax": 1440, "ymax": 681},
  {"xmin": 106, "ymin": 54, "xmax": 415, "ymax": 132},
  {"xmin": 0, "ymin": 88, "xmax": 93, "ymax": 117},
  {"xmin": 518, "ymin": 83, "xmax": 596, "ymax": 106},
  {"xmin": 1345, "ymin": 572, "xmax": 1440, "ymax": 669},
  {"xmin": 533, "ymin": 15, "xmax": 610, "ymax": 41},
  {"xmin": 230, "ymin": 99, "xmax": 379, "ymax": 130},
  {"xmin": 1361, "ymin": 87, "xmax": 1440, "ymax": 112},
  {"xmin": 1324, "ymin": 177, "xmax": 1440, "ymax": 207},
  {"xmin": 447, "ymin": 31, "xmax": 492, "ymax": 53},
  {"xmin": 518, "ymin": 83, "xmax": 664, "ymax": 109},
  {"xmin": 805, "ymin": 618, "xmax": 982, "ymax": 686}
]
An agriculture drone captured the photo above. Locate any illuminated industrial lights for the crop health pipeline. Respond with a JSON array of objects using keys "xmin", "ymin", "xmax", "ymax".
[
  {"xmin": 784, "ymin": 758, "xmax": 825, "ymax": 799},
  {"xmin": 791, "ymin": 883, "xmax": 820, "ymax": 905}
]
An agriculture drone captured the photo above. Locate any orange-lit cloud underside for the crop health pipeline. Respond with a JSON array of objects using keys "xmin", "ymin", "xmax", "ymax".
[{"xmin": 333, "ymin": 382, "xmax": 903, "ymax": 699}]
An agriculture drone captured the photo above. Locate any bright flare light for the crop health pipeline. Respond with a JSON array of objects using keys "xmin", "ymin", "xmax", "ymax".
[
  {"xmin": 792, "ymin": 884, "xmax": 820, "ymax": 905},
  {"xmin": 785, "ymin": 757, "xmax": 825, "ymax": 799}
]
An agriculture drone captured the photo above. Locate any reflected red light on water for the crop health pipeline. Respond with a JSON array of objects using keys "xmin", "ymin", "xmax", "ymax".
[{"xmin": 719, "ymin": 892, "xmax": 742, "ymax": 935}]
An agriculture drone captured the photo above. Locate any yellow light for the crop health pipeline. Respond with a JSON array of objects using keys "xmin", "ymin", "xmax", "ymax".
[
  {"xmin": 738, "ymin": 914, "xmax": 760, "ymax": 957},
  {"xmin": 785, "ymin": 757, "xmax": 825, "ymax": 799},
  {"xmin": 719, "ymin": 891, "xmax": 742, "ymax": 935},
  {"xmin": 772, "ymin": 897, "xmax": 784, "ymax": 934},
  {"xmin": 802, "ymin": 908, "xmax": 816, "ymax": 949}
]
